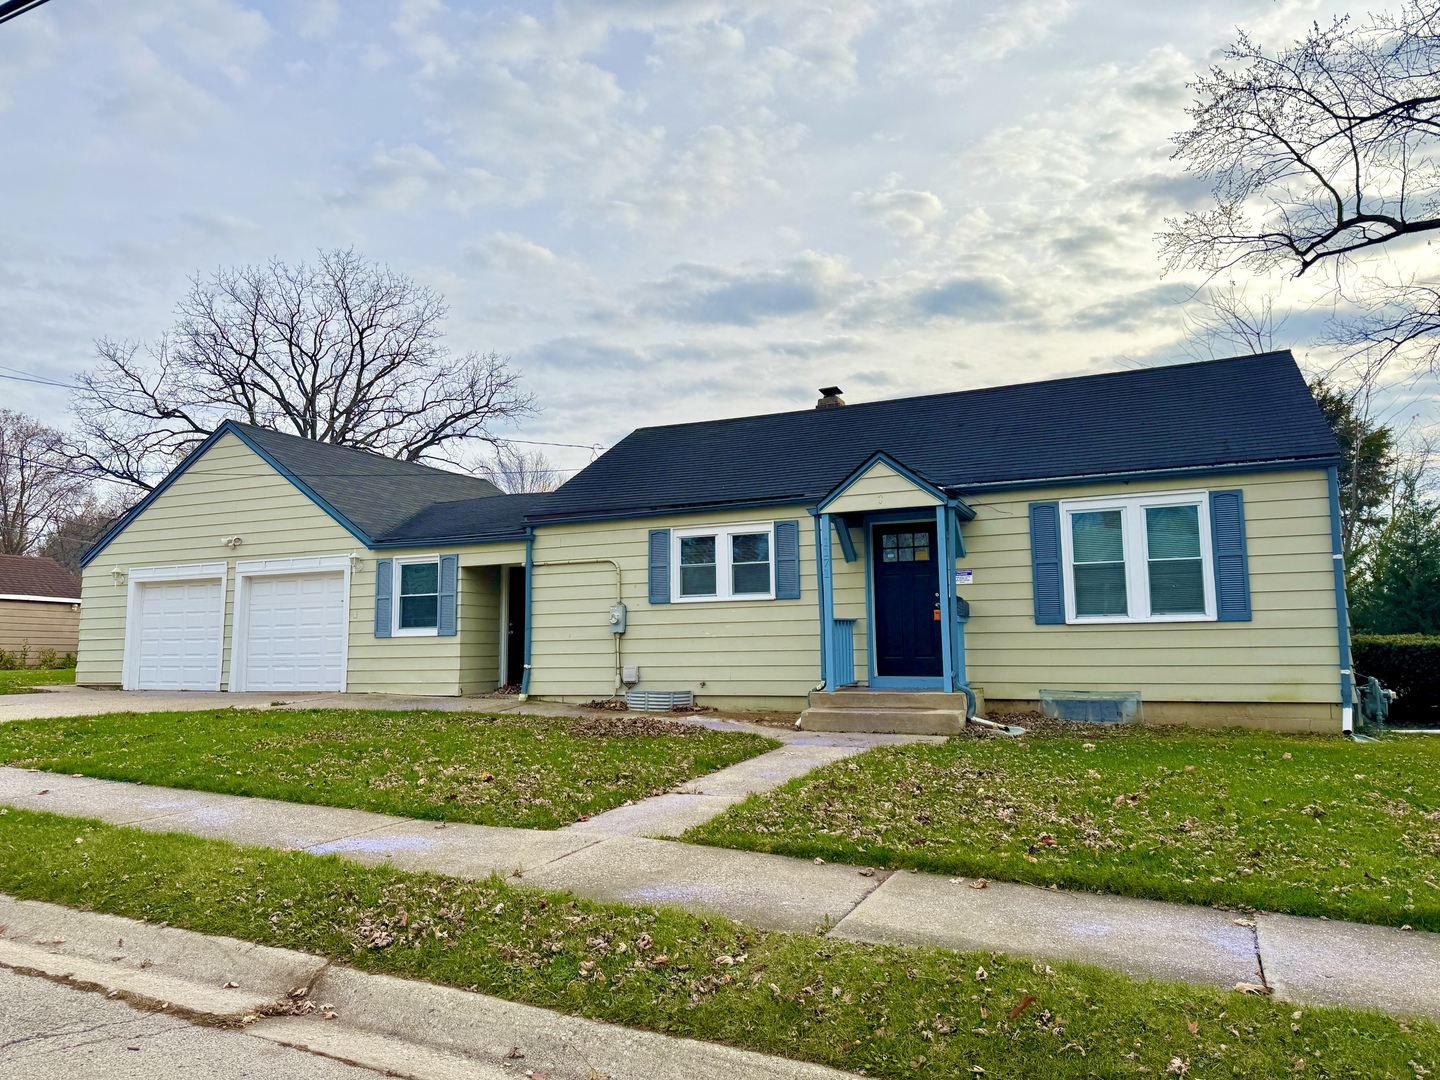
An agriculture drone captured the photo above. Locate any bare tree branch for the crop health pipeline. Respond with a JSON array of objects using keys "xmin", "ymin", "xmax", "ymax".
[{"xmin": 0, "ymin": 411, "xmax": 90, "ymax": 555}]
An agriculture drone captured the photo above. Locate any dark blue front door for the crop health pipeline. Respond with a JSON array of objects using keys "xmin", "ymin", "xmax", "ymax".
[{"xmin": 873, "ymin": 524, "xmax": 943, "ymax": 679}]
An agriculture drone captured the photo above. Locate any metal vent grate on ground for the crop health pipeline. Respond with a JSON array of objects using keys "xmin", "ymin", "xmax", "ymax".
[
  {"xmin": 625, "ymin": 689, "xmax": 694, "ymax": 711},
  {"xmin": 1039, "ymin": 689, "xmax": 1142, "ymax": 724}
]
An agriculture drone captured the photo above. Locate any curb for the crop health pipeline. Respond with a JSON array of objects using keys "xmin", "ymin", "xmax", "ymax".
[{"xmin": 0, "ymin": 894, "xmax": 858, "ymax": 1080}]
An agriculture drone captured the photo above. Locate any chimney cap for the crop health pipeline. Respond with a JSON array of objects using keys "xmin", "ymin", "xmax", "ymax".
[{"xmin": 818, "ymin": 386, "xmax": 843, "ymax": 397}]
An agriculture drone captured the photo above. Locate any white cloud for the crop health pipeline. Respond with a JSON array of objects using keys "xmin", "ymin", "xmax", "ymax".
[{"xmin": 853, "ymin": 179, "xmax": 946, "ymax": 238}]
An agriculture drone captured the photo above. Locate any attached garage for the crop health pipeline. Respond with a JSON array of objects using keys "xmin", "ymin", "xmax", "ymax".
[
  {"xmin": 123, "ymin": 564, "xmax": 227, "ymax": 691},
  {"xmin": 230, "ymin": 557, "xmax": 350, "ymax": 692}
]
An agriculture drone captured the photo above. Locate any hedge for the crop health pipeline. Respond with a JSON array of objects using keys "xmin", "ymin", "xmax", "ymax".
[{"xmin": 1351, "ymin": 634, "xmax": 1440, "ymax": 724}]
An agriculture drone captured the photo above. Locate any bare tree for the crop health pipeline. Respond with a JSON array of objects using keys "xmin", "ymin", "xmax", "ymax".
[
  {"xmin": 0, "ymin": 411, "xmax": 90, "ymax": 555},
  {"xmin": 475, "ymin": 444, "xmax": 563, "ymax": 494},
  {"xmin": 74, "ymin": 249, "xmax": 536, "ymax": 490},
  {"xmin": 1180, "ymin": 280, "xmax": 1291, "ymax": 359},
  {"xmin": 39, "ymin": 489, "xmax": 135, "ymax": 571}
]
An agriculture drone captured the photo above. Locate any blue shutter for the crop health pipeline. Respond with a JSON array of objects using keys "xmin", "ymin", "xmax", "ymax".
[
  {"xmin": 648, "ymin": 529, "xmax": 671, "ymax": 604},
  {"xmin": 1209, "ymin": 489, "xmax": 1252, "ymax": 621},
  {"xmin": 437, "ymin": 554, "xmax": 459, "ymax": 636},
  {"xmin": 774, "ymin": 520, "xmax": 801, "ymax": 599},
  {"xmin": 1029, "ymin": 502, "xmax": 1064, "ymax": 624},
  {"xmin": 374, "ymin": 558, "xmax": 393, "ymax": 638}
]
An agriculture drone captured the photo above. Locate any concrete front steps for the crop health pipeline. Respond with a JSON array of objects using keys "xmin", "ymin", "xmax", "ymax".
[{"xmin": 798, "ymin": 688, "xmax": 982, "ymax": 735}]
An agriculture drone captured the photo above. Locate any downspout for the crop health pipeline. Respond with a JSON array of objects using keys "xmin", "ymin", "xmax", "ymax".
[
  {"xmin": 528, "ymin": 557, "xmax": 624, "ymax": 695},
  {"xmin": 1326, "ymin": 466, "xmax": 1355, "ymax": 733},
  {"xmin": 518, "ymin": 529, "xmax": 535, "ymax": 701}
]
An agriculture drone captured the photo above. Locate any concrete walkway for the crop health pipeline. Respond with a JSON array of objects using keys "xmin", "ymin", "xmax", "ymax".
[{"xmin": 4, "ymin": 768, "xmax": 1440, "ymax": 1019}]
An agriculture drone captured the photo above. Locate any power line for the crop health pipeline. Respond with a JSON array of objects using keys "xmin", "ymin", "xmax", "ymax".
[{"xmin": 0, "ymin": 0, "xmax": 54, "ymax": 27}]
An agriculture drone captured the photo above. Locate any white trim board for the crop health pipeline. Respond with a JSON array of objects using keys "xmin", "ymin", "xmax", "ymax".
[
  {"xmin": 0, "ymin": 594, "xmax": 81, "ymax": 605},
  {"xmin": 228, "ymin": 554, "xmax": 352, "ymax": 693}
]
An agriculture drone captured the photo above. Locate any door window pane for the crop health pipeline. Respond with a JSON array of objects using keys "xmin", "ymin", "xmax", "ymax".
[
  {"xmin": 1071, "ymin": 510, "xmax": 1127, "ymax": 616},
  {"xmin": 679, "ymin": 535, "xmax": 717, "ymax": 596},
  {"xmin": 731, "ymin": 533, "xmax": 771, "ymax": 594},
  {"xmin": 398, "ymin": 561, "xmax": 440, "ymax": 629},
  {"xmin": 1146, "ymin": 505, "xmax": 1205, "ymax": 614}
]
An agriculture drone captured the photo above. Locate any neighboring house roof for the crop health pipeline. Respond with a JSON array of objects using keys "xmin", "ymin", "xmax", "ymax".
[
  {"xmin": 533, "ymin": 351, "xmax": 1341, "ymax": 522},
  {"xmin": 0, "ymin": 554, "xmax": 82, "ymax": 600}
]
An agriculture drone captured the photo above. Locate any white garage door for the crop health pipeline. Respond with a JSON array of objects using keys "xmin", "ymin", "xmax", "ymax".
[
  {"xmin": 240, "ymin": 572, "xmax": 347, "ymax": 691},
  {"xmin": 132, "ymin": 578, "xmax": 224, "ymax": 690}
]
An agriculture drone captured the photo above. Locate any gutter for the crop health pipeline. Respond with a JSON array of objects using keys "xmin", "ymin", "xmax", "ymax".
[{"xmin": 1326, "ymin": 466, "xmax": 1356, "ymax": 733}]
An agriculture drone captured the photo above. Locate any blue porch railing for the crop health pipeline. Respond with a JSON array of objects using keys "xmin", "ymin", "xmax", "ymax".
[{"xmin": 831, "ymin": 618, "xmax": 857, "ymax": 688}]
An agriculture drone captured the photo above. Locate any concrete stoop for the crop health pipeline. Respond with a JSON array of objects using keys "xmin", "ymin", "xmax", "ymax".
[
  {"xmin": 0, "ymin": 894, "xmax": 858, "ymax": 1080},
  {"xmin": 798, "ymin": 689, "xmax": 978, "ymax": 735}
]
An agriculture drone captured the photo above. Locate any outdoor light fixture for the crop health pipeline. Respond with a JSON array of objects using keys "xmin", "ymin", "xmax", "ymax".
[
  {"xmin": 220, "ymin": 536, "xmax": 244, "ymax": 549},
  {"xmin": 110, "ymin": 567, "xmax": 127, "ymax": 586}
]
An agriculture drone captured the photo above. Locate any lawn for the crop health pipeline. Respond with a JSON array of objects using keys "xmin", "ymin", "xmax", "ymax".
[
  {"xmin": 0, "ymin": 807, "xmax": 1433, "ymax": 1079},
  {"xmin": 0, "ymin": 667, "xmax": 76, "ymax": 694},
  {"xmin": 684, "ymin": 722, "xmax": 1440, "ymax": 930},
  {"xmin": 0, "ymin": 708, "xmax": 776, "ymax": 829}
]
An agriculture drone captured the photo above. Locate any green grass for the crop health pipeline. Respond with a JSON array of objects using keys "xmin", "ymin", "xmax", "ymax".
[
  {"xmin": 684, "ymin": 726, "xmax": 1440, "ymax": 929},
  {"xmin": 0, "ymin": 808, "xmax": 1434, "ymax": 1079},
  {"xmin": 0, "ymin": 708, "xmax": 776, "ymax": 829},
  {"xmin": 0, "ymin": 667, "xmax": 76, "ymax": 694}
]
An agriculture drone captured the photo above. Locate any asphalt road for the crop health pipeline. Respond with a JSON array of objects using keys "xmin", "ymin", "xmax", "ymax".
[{"xmin": 0, "ymin": 966, "xmax": 380, "ymax": 1079}]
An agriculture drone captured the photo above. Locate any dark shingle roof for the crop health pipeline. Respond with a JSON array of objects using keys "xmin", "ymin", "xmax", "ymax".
[
  {"xmin": 534, "ymin": 351, "xmax": 1339, "ymax": 522},
  {"xmin": 0, "ymin": 555, "xmax": 81, "ymax": 600},
  {"xmin": 234, "ymin": 424, "xmax": 503, "ymax": 540},
  {"xmin": 379, "ymin": 492, "xmax": 555, "ymax": 545}
]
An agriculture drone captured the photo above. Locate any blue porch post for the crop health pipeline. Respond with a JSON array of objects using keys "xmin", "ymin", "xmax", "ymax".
[
  {"xmin": 819, "ymin": 512, "xmax": 837, "ymax": 688},
  {"xmin": 935, "ymin": 504, "xmax": 955, "ymax": 692}
]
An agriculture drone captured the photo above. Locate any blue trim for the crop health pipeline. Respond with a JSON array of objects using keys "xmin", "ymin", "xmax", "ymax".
[
  {"xmin": 527, "ymin": 497, "xmax": 818, "ymax": 529},
  {"xmin": 817, "ymin": 450, "xmax": 950, "ymax": 512},
  {"xmin": 832, "ymin": 519, "xmax": 858, "ymax": 562},
  {"xmin": 81, "ymin": 419, "xmax": 375, "ymax": 568},
  {"xmin": 520, "ymin": 531, "xmax": 535, "ymax": 695},
  {"xmin": 819, "ymin": 513, "xmax": 837, "ymax": 688},
  {"xmin": 953, "ymin": 456, "xmax": 1341, "ymax": 497},
  {"xmin": 813, "ymin": 516, "xmax": 827, "ymax": 686},
  {"xmin": 871, "ymin": 675, "xmax": 947, "ymax": 690},
  {"xmin": 369, "ymin": 533, "xmax": 530, "ymax": 549},
  {"xmin": 1326, "ymin": 467, "xmax": 1355, "ymax": 718},
  {"xmin": 935, "ymin": 504, "xmax": 955, "ymax": 694}
]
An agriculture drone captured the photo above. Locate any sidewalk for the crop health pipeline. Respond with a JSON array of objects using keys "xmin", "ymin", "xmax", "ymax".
[{"xmin": 4, "ymin": 766, "xmax": 1439, "ymax": 1018}]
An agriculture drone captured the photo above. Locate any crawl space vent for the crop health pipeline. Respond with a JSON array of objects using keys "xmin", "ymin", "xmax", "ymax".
[
  {"xmin": 626, "ymin": 690, "xmax": 694, "ymax": 711},
  {"xmin": 1039, "ymin": 689, "xmax": 1142, "ymax": 724}
]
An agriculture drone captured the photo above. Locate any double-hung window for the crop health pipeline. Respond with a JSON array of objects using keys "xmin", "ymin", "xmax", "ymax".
[
  {"xmin": 1059, "ymin": 491, "xmax": 1215, "ymax": 623},
  {"xmin": 395, "ymin": 558, "xmax": 440, "ymax": 634},
  {"xmin": 673, "ymin": 524, "xmax": 775, "ymax": 602}
]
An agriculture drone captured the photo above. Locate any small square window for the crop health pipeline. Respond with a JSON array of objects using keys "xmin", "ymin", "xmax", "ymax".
[
  {"xmin": 680, "ymin": 535, "xmax": 718, "ymax": 597},
  {"xmin": 398, "ymin": 561, "xmax": 440, "ymax": 630},
  {"xmin": 731, "ymin": 532, "xmax": 771, "ymax": 594}
]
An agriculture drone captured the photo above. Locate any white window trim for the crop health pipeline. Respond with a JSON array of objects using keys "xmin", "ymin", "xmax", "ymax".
[
  {"xmin": 671, "ymin": 522, "xmax": 777, "ymax": 603},
  {"xmin": 228, "ymin": 554, "xmax": 352, "ymax": 692},
  {"xmin": 393, "ymin": 554, "xmax": 442, "ymax": 636},
  {"xmin": 1059, "ymin": 490, "xmax": 1216, "ymax": 625},
  {"xmin": 122, "ymin": 561, "xmax": 229, "ymax": 691}
]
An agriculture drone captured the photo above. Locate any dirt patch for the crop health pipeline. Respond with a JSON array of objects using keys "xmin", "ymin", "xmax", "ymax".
[
  {"xmin": 568, "ymin": 715, "xmax": 707, "ymax": 737},
  {"xmin": 957, "ymin": 711, "xmax": 1148, "ymax": 740}
]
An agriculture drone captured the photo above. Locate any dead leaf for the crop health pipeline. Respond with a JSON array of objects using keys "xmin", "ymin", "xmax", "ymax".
[
  {"xmin": 857, "ymin": 867, "xmax": 875, "ymax": 877},
  {"xmin": 1233, "ymin": 982, "xmax": 1271, "ymax": 995},
  {"xmin": 1008, "ymin": 994, "xmax": 1037, "ymax": 1020},
  {"xmin": 222, "ymin": 980, "xmax": 240, "ymax": 989},
  {"xmin": 37, "ymin": 789, "xmax": 49, "ymax": 795},
  {"xmin": 1023, "ymin": 854, "xmax": 1039, "ymax": 863},
  {"xmin": 975, "ymin": 966, "xmax": 988, "ymax": 982},
  {"xmin": 1187, "ymin": 1020, "xmax": 1198, "ymax": 1034},
  {"xmin": 969, "ymin": 878, "xmax": 989, "ymax": 890},
  {"xmin": 1167, "ymin": 1057, "xmax": 1189, "ymax": 1075},
  {"xmin": 1039, "ymin": 834, "xmax": 1057, "ymax": 847}
]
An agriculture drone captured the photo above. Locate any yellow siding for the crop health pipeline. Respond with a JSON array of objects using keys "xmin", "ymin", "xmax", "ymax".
[
  {"xmin": 825, "ymin": 461, "xmax": 941, "ymax": 514},
  {"xmin": 0, "ymin": 600, "xmax": 81, "ymax": 657},
  {"xmin": 830, "ymin": 523, "xmax": 869, "ymax": 685},
  {"xmin": 527, "ymin": 508, "xmax": 818, "ymax": 706},
  {"xmin": 958, "ymin": 470, "xmax": 1341, "ymax": 708}
]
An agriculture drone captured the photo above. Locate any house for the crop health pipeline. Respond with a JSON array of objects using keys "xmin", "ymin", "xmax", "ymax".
[
  {"xmin": 75, "ymin": 350, "xmax": 1352, "ymax": 733},
  {"xmin": 0, "ymin": 554, "xmax": 82, "ymax": 661}
]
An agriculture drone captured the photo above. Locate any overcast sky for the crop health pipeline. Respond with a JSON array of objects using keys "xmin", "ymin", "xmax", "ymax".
[{"xmin": 1, "ymin": 0, "xmax": 1378, "ymax": 476}]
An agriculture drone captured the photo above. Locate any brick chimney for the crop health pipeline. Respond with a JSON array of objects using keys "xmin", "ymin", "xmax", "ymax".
[{"xmin": 816, "ymin": 386, "xmax": 845, "ymax": 409}]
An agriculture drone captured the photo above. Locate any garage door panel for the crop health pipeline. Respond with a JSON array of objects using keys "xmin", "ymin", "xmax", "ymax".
[
  {"xmin": 131, "ymin": 579, "xmax": 224, "ymax": 690},
  {"xmin": 240, "ymin": 572, "xmax": 346, "ymax": 692}
]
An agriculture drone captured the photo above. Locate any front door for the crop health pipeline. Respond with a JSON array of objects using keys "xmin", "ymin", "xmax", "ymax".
[{"xmin": 872, "ymin": 524, "xmax": 943, "ymax": 679}]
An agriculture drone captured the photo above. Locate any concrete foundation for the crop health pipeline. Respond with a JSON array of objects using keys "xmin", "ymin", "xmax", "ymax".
[{"xmin": 984, "ymin": 698, "xmax": 1343, "ymax": 734}]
